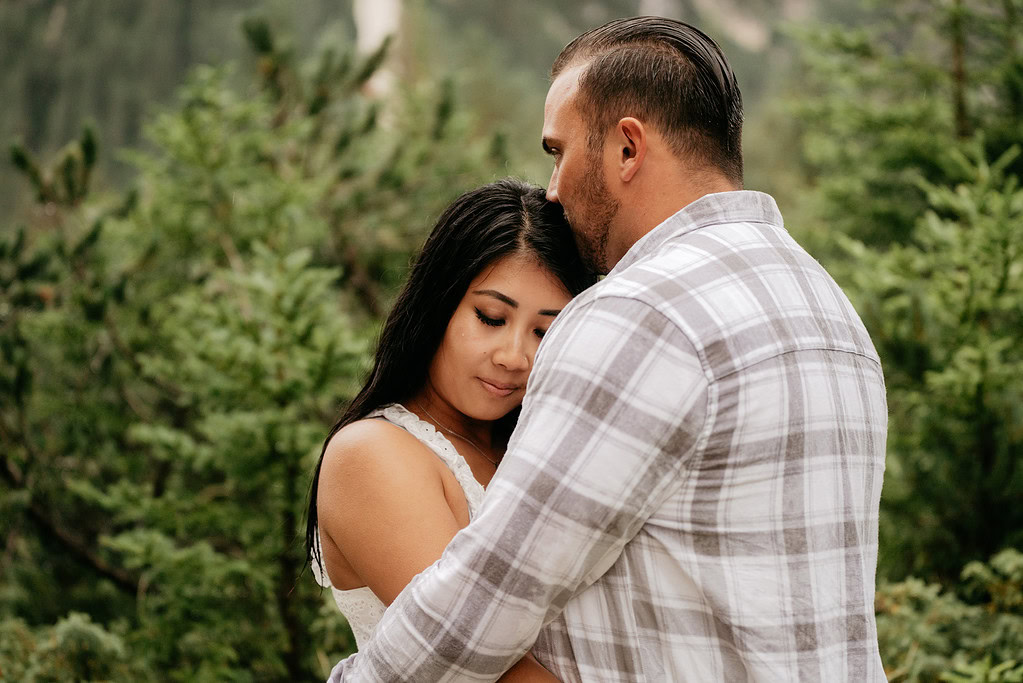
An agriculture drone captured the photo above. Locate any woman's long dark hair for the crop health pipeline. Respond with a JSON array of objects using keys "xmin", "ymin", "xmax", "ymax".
[{"xmin": 305, "ymin": 178, "xmax": 596, "ymax": 568}]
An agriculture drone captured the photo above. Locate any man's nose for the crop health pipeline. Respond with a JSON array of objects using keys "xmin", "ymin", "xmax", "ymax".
[{"xmin": 546, "ymin": 168, "xmax": 560, "ymax": 204}]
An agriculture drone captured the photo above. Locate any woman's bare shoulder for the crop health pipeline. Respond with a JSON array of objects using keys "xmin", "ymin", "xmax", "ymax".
[
  {"xmin": 319, "ymin": 416, "xmax": 440, "ymax": 492},
  {"xmin": 317, "ymin": 416, "xmax": 466, "ymax": 604}
]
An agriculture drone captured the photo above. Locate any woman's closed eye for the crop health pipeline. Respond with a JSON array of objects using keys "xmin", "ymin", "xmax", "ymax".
[
  {"xmin": 476, "ymin": 308, "xmax": 550, "ymax": 340},
  {"xmin": 475, "ymin": 308, "xmax": 504, "ymax": 327}
]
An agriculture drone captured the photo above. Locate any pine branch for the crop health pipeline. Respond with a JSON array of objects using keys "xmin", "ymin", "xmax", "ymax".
[
  {"xmin": 103, "ymin": 312, "xmax": 185, "ymax": 404},
  {"xmin": 0, "ymin": 450, "xmax": 138, "ymax": 596}
]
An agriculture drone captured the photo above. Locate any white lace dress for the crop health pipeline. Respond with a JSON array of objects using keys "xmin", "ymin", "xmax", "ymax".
[{"xmin": 311, "ymin": 403, "xmax": 487, "ymax": 649}]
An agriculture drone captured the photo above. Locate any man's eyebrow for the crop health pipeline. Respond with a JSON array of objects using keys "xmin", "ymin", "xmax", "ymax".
[{"xmin": 473, "ymin": 289, "xmax": 518, "ymax": 307}]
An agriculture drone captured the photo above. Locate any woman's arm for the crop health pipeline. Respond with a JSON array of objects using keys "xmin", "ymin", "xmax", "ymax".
[
  {"xmin": 317, "ymin": 420, "xmax": 559, "ymax": 682},
  {"xmin": 317, "ymin": 419, "xmax": 465, "ymax": 603},
  {"xmin": 501, "ymin": 653, "xmax": 558, "ymax": 681}
]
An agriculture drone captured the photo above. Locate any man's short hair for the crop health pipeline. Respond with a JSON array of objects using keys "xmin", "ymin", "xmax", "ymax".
[{"xmin": 552, "ymin": 16, "xmax": 744, "ymax": 185}]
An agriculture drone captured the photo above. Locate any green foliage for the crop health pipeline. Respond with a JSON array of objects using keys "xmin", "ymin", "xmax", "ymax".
[
  {"xmin": 1, "ymin": 18, "xmax": 503, "ymax": 681},
  {"xmin": 3, "ymin": 2, "xmax": 1021, "ymax": 678},
  {"xmin": 0, "ymin": 0, "xmax": 360, "ymax": 219},
  {"xmin": 783, "ymin": 5, "xmax": 1023, "ymax": 674},
  {"xmin": 962, "ymin": 548, "xmax": 1023, "ymax": 612},
  {"xmin": 836, "ymin": 141, "xmax": 1023, "ymax": 579},
  {"xmin": 790, "ymin": 0, "xmax": 1023, "ymax": 583},
  {"xmin": 790, "ymin": 0, "xmax": 1023, "ymax": 247},
  {"xmin": 8, "ymin": 125, "xmax": 97, "ymax": 206},
  {"xmin": 0, "ymin": 612, "xmax": 141, "ymax": 682},
  {"xmin": 877, "ymin": 549, "xmax": 1023, "ymax": 682},
  {"xmin": 939, "ymin": 658, "xmax": 1023, "ymax": 683}
]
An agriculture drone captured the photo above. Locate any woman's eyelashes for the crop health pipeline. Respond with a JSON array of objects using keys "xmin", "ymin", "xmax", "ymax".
[
  {"xmin": 475, "ymin": 308, "xmax": 503, "ymax": 327},
  {"xmin": 475, "ymin": 308, "xmax": 549, "ymax": 340}
]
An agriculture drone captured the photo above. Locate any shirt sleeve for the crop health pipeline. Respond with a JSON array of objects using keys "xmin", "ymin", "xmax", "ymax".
[{"xmin": 328, "ymin": 295, "xmax": 709, "ymax": 682}]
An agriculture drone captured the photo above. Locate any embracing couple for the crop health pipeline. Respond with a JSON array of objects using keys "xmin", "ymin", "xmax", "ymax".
[{"xmin": 306, "ymin": 16, "xmax": 888, "ymax": 683}]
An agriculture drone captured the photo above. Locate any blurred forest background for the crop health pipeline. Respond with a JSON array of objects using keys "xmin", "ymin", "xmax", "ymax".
[{"xmin": 1, "ymin": 0, "xmax": 1021, "ymax": 681}]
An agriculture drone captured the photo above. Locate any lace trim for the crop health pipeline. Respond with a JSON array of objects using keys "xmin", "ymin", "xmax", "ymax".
[
  {"xmin": 330, "ymin": 585, "xmax": 385, "ymax": 649},
  {"xmin": 373, "ymin": 403, "xmax": 486, "ymax": 519}
]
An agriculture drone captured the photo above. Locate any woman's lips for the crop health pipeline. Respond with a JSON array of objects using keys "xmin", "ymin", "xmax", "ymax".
[{"xmin": 479, "ymin": 378, "xmax": 520, "ymax": 397}]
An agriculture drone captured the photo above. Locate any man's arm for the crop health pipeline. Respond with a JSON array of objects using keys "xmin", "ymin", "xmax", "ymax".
[{"xmin": 331, "ymin": 296, "xmax": 709, "ymax": 682}]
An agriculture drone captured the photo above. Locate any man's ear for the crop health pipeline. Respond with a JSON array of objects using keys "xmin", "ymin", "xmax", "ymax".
[{"xmin": 616, "ymin": 117, "xmax": 646, "ymax": 183}]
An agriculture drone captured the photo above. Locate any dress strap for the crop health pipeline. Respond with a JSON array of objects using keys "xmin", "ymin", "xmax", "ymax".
[{"xmin": 371, "ymin": 404, "xmax": 486, "ymax": 518}]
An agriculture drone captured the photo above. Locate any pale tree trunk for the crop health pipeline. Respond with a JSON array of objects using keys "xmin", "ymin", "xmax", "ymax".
[
  {"xmin": 639, "ymin": 0, "xmax": 681, "ymax": 18},
  {"xmin": 688, "ymin": 0, "xmax": 770, "ymax": 52},
  {"xmin": 641, "ymin": 0, "xmax": 813, "ymax": 52},
  {"xmin": 781, "ymin": 0, "xmax": 813, "ymax": 22},
  {"xmin": 353, "ymin": 0, "xmax": 402, "ymax": 97}
]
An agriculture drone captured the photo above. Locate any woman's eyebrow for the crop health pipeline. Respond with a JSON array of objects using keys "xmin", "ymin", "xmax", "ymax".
[
  {"xmin": 473, "ymin": 289, "xmax": 517, "ymax": 307},
  {"xmin": 474, "ymin": 289, "xmax": 561, "ymax": 317}
]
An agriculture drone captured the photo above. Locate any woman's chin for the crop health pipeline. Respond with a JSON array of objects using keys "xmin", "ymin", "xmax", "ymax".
[{"xmin": 464, "ymin": 397, "xmax": 523, "ymax": 423}]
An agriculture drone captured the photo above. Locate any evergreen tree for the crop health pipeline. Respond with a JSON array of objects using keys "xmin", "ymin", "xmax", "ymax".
[
  {"xmin": 789, "ymin": 0, "xmax": 1023, "ymax": 582},
  {"xmin": 790, "ymin": 0, "xmax": 1023, "ymax": 247},
  {"xmin": 1, "ymin": 18, "xmax": 506, "ymax": 680},
  {"xmin": 876, "ymin": 549, "xmax": 1023, "ymax": 681},
  {"xmin": 838, "ymin": 142, "xmax": 1023, "ymax": 581}
]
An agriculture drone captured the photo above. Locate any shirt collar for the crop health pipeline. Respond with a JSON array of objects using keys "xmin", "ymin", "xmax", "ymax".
[{"xmin": 607, "ymin": 190, "xmax": 784, "ymax": 277}]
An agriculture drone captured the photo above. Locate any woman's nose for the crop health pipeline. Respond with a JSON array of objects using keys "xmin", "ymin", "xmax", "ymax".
[{"xmin": 493, "ymin": 333, "xmax": 530, "ymax": 371}]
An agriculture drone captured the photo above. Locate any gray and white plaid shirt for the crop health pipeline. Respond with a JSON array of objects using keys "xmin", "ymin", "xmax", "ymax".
[{"xmin": 329, "ymin": 191, "xmax": 888, "ymax": 682}]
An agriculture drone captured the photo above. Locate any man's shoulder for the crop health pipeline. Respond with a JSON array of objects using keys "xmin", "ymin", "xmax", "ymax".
[
  {"xmin": 570, "ymin": 233, "xmax": 737, "ymax": 319},
  {"xmin": 543, "ymin": 269, "xmax": 706, "ymax": 377},
  {"xmin": 557, "ymin": 216, "xmax": 880, "ymax": 376},
  {"xmin": 558, "ymin": 273, "xmax": 681, "ymax": 327}
]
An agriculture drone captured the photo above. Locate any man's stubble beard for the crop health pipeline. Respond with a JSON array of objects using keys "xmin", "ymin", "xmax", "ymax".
[{"xmin": 568, "ymin": 148, "xmax": 620, "ymax": 275}]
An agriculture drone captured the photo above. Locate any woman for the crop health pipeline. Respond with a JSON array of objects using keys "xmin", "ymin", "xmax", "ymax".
[{"xmin": 305, "ymin": 179, "xmax": 595, "ymax": 680}]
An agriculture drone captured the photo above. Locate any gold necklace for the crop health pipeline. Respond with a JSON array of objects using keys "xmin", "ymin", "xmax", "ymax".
[{"xmin": 415, "ymin": 402, "xmax": 500, "ymax": 467}]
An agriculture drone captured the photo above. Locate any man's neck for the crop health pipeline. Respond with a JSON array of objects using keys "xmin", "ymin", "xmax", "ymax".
[{"xmin": 609, "ymin": 175, "xmax": 740, "ymax": 267}]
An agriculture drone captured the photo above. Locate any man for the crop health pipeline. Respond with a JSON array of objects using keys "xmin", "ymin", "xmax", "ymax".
[{"xmin": 330, "ymin": 16, "xmax": 887, "ymax": 682}]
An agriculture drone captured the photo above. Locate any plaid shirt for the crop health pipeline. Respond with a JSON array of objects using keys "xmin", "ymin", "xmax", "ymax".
[{"xmin": 329, "ymin": 191, "xmax": 888, "ymax": 682}]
